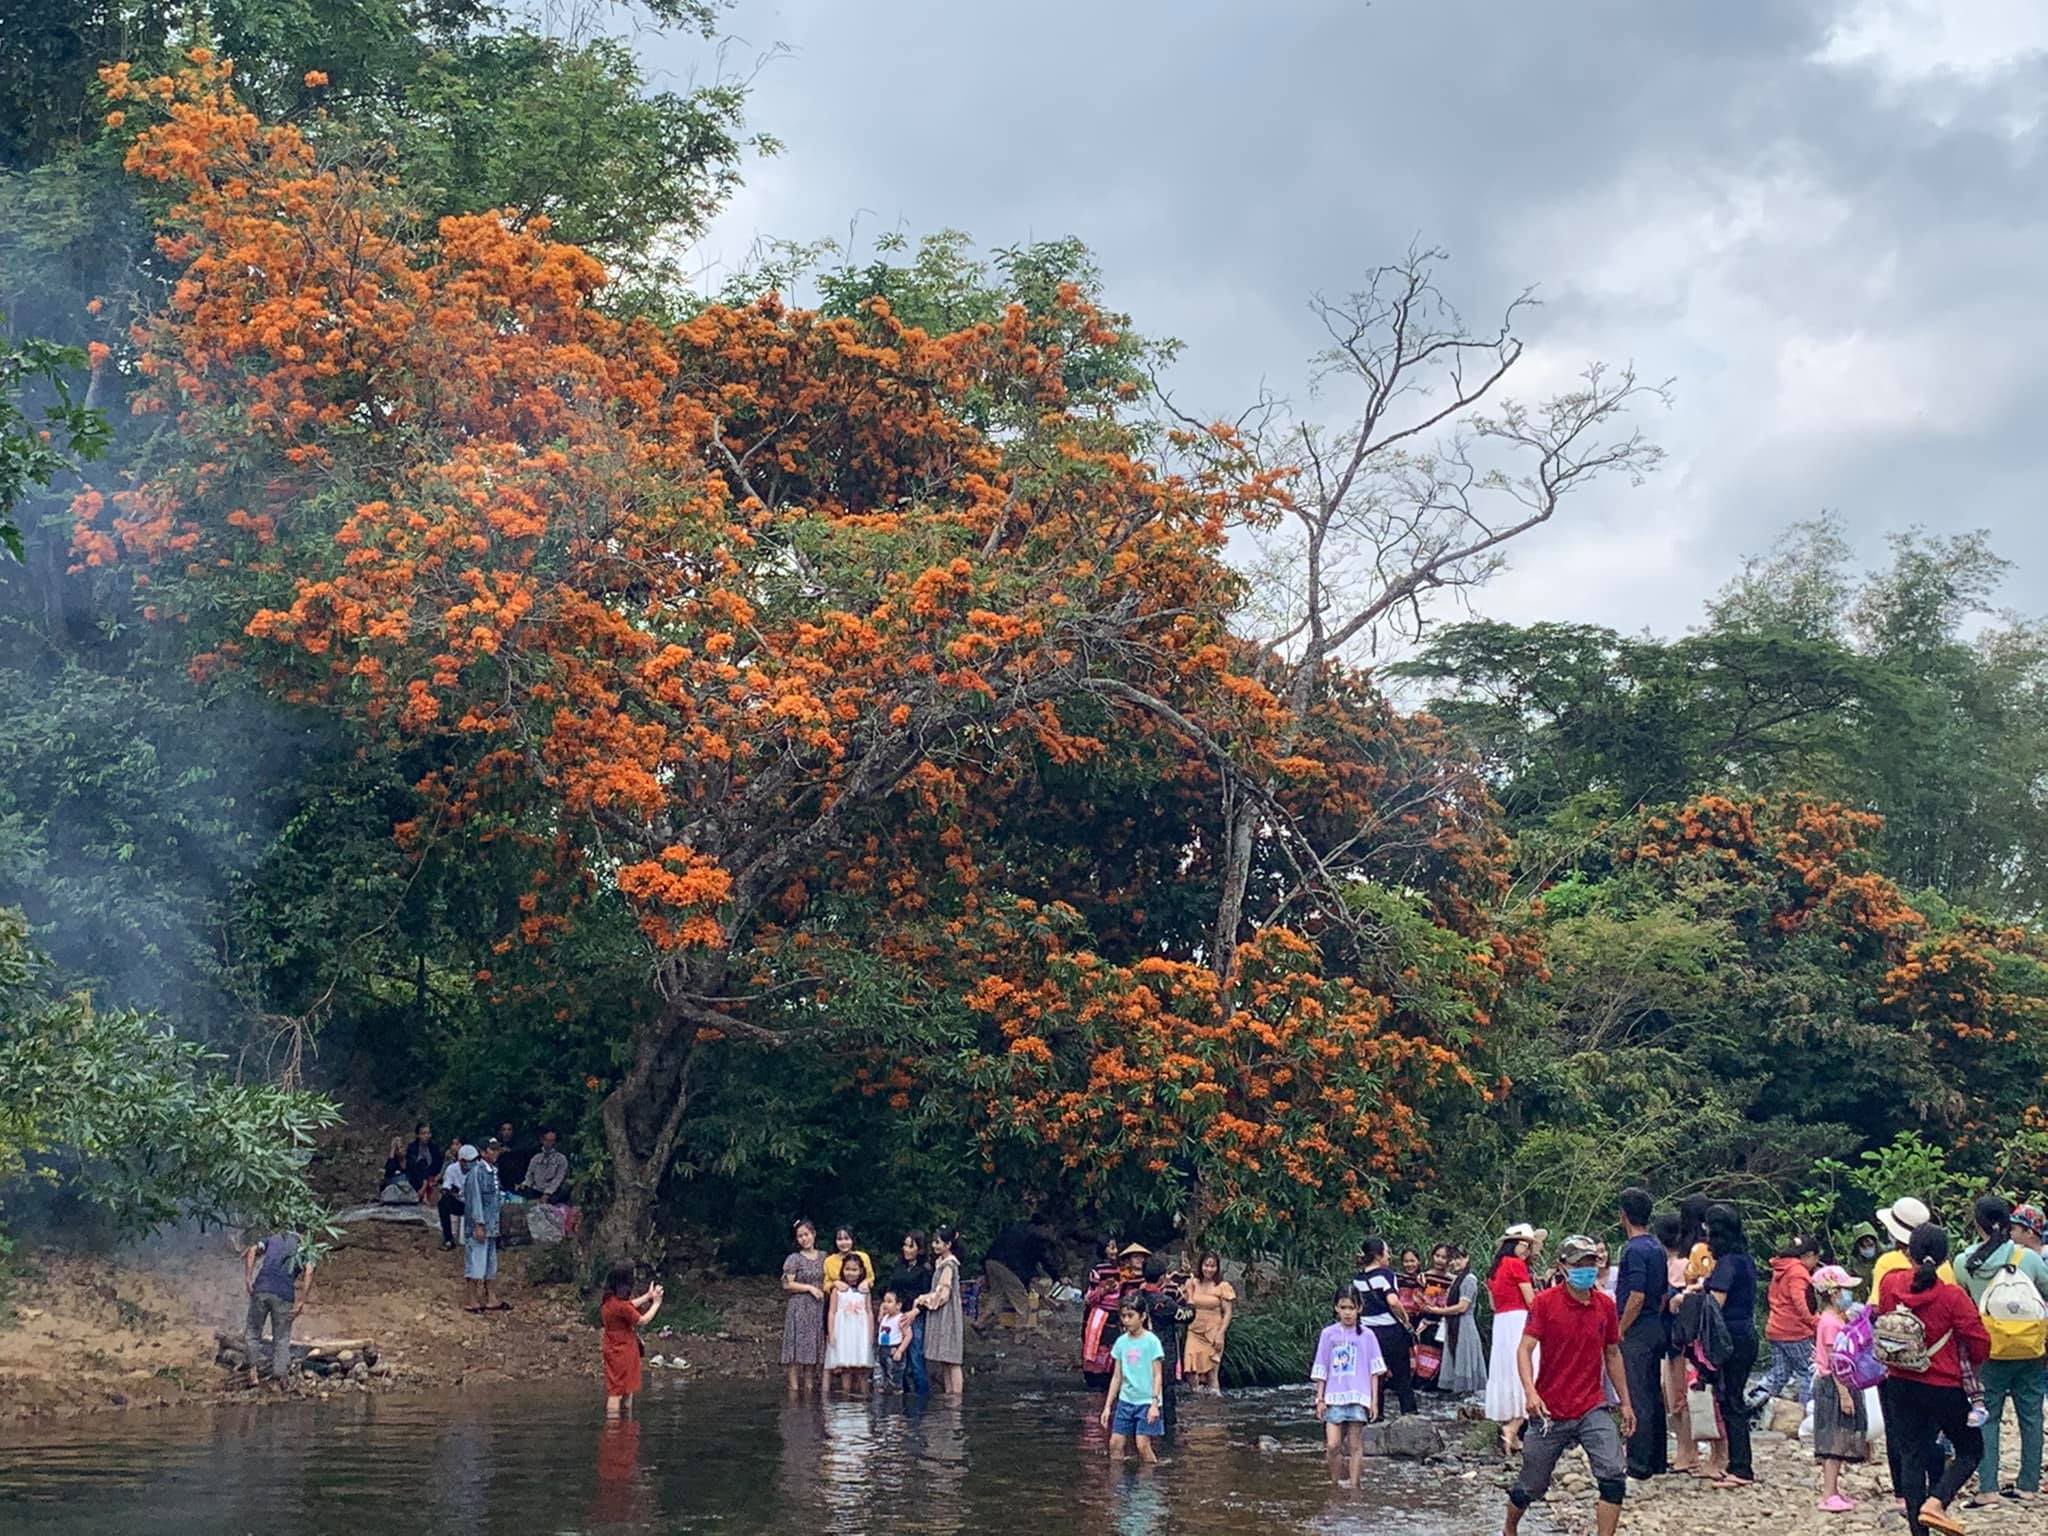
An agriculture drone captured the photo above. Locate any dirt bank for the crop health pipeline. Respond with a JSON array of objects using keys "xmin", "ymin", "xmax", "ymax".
[{"xmin": 0, "ymin": 1214, "xmax": 1084, "ymax": 1421}]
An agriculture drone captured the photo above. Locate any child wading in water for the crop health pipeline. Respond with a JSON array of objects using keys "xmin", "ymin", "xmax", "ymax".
[
  {"xmin": 1809, "ymin": 1263, "xmax": 1870, "ymax": 1513},
  {"xmin": 599, "ymin": 1264, "xmax": 664, "ymax": 1418},
  {"xmin": 875, "ymin": 1289, "xmax": 910, "ymax": 1391},
  {"xmin": 824, "ymin": 1252, "xmax": 875, "ymax": 1395},
  {"xmin": 1313, "ymin": 1289, "xmax": 1387, "ymax": 1489},
  {"xmin": 1100, "ymin": 1299, "xmax": 1166, "ymax": 1465}
]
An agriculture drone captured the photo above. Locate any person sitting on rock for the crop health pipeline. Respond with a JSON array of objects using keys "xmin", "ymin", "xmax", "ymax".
[{"xmin": 517, "ymin": 1128, "xmax": 569, "ymax": 1204}]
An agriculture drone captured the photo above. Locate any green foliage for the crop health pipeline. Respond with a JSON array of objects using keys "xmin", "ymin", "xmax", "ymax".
[
  {"xmin": 1401, "ymin": 517, "xmax": 2048, "ymax": 919},
  {"xmin": 1218, "ymin": 1277, "xmax": 1332, "ymax": 1389},
  {"xmin": 0, "ymin": 906, "xmax": 338, "ymax": 1239},
  {"xmin": 0, "ymin": 331, "xmax": 108, "ymax": 559}
]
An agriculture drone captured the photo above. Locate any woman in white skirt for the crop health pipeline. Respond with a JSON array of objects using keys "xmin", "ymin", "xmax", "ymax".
[
  {"xmin": 824, "ymin": 1252, "xmax": 876, "ymax": 1394},
  {"xmin": 1484, "ymin": 1223, "xmax": 1541, "ymax": 1453}
]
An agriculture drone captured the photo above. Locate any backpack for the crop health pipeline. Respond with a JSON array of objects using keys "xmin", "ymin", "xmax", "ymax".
[
  {"xmin": 1873, "ymin": 1302, "xmax": 1950, "ymax": 1375},
  {"xmin": 1978, "ymin": 1257, "xmax": 2048, "ymax": 1361},
  {"xmin": 1833, "ymin": 1304, "xmax": 1887, "ymax": 1393}
]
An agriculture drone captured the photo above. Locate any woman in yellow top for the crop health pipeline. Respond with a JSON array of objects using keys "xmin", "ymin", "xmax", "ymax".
[
  {"xmin": 1180, "ymin": 1252, "xmax": 1236, "ymax": 1394},
  {"xmin": 824, "ymin": 1226, "xmax": 875, "ymax": 1292},
  {"xmin": 1872, "ymin": 1197, "xmax": 1955, "ymax": 1285}
]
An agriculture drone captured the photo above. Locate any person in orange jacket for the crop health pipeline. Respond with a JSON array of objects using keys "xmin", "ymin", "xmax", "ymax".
[{"xmin": 1747, "ymin": 1232, "xmax": 1821, "ymax": 1418}]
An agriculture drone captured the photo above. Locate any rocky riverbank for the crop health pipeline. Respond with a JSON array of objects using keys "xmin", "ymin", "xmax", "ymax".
[{"xmin": 1529, "ymin": 1420, "xmax": 2040, "ymax": 1535}]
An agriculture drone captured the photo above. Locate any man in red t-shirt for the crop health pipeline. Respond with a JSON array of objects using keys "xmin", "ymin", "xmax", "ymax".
[{"xmin": 1504, "ymin": 1234, "xmax": 1636, "ymax": 1536}]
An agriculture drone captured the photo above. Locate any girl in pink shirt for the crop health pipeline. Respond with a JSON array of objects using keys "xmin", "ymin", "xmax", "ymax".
[{"xmin": 1809, "ymin": 1264, "xmax": 1870, "ymax": 1513}]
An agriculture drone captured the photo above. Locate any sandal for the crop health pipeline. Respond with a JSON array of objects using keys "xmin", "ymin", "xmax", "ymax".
[
  {"xmin": 1918, "ymin": 1506, "xmax": 1967, "ymax": 1536},
  {"xmin": 1712, "ymin": 1476, "xmax": 1755, "ymax": 1489},
  {"xmin": 487, "ymin": 1301, "xmax": 512, "ymax": 1311}
]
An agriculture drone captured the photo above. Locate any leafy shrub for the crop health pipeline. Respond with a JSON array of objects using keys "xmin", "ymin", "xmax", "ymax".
[{"xmin": 1219, "ymin": 1277, "xmax": 1332, "ymax": 1389}]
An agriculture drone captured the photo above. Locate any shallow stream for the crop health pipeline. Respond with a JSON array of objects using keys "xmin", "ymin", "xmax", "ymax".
[{"xmin": 0, "ymin": 1379, "xmax": 1531, "ymax": 1533}]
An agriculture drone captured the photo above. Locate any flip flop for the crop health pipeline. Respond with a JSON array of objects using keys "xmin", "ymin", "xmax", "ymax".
[
  {"xmin": 464, "ymin": 1305, "xmax": 486, "ymax": 1313},
  {"xmin": 487, "ymin": 1301, "xmax": 512, "ymax": 1311},
  {"xmin": 1918, "ymin": 1508, "xmax": 1967, "ymax": 1536}
]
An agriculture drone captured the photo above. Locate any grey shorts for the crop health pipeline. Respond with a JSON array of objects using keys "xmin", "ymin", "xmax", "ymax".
[{"xmin": 1516, "ymin": 1409, "xmax": 1626, "ymax": 1500}]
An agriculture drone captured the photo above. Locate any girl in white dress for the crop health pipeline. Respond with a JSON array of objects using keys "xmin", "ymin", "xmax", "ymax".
[{"xmin": 824, "ymin": 1252, "xmax": 875, "ymax": 1394}]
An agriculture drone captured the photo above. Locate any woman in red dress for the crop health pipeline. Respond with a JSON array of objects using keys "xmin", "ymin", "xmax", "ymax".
[{"xmin": 601, "ymin": 1263, "xmax": 665, "ymax": 1416}]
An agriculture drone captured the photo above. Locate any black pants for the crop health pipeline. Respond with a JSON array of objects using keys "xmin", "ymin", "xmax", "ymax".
[
  {"xmin": 1715, "ymin": 1327, "xmax": 1759, "ymax": 1480},
  {"xmin": 1881, "ymin": 1376, "xmax": 1948, "ymax": 1497},
  {"xmin": 1373, "ymin": 1325, "xmax": 1418, "ymax": 1416},
  {"xmin": 1620, "ymin": 1329, "xmax": 1669, "ymax": 1477},
  {"xmin": 1891, "ymin": 1378, "xmax": 1982, "ymax": 1530},
  {"xmin": 437, "ymin": 1192, "xmax": 463, "ymax": 1244}
]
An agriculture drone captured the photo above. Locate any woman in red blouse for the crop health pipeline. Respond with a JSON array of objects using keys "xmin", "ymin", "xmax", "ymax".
[
  {"xmin": 1485, "ymin": 1223, "xmax": 1541, "ymax": 1453},
  {"xmin": 600, "ymin": 1263, "xmax": 665, "ymax": 1417}
]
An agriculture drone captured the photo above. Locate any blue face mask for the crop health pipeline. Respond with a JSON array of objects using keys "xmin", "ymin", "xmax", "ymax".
[{"xmin": 1566, "ymin": 1265, "xmax": 1599, "ymax": 1291}]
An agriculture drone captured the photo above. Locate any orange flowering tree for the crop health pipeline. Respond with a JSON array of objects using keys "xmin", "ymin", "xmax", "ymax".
[
  {"xmin": 73, "ymin": 56, "xmax": 1557, "ymax": 1249},
  {"xmin": 1614, "ymin": 793, "xmax": 2047, "ymax": 1136},
  {"xmin": 73, "ymin": 56, "xmax": 1262, "ymax": 1248}
]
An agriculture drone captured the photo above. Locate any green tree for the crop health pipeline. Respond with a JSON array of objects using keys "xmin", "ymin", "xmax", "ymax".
[
  {"xmin": 0, "ymin": 906, "xmax": 338, "ymax": 1236},
  {"xmin": 0, "ymin": 331, "xmax": 107, "ymax": 559}
]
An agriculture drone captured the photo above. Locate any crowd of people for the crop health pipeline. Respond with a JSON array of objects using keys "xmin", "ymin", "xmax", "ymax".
[
  {"xmin": 727, "ymin": 1189, "xmax": 2046, "ymax": 1532},
  {"xmin": 374, "ymin": 1118, "xmax": 578, "ymax": 1310},
  {"xmin": 1470, "ymin": 1188, "xmax": 2048, "ymax": 1536}
]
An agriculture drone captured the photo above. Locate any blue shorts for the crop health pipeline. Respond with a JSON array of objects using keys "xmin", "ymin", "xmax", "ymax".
[
  {"xmin": 1111, "ymin": 1399, "xmax": 1163, "ymax": 1437},
  {"xmin": 1325, "ymin": 1402, "xmax": 1370, "ymax": 1424},
  {"xmin": 464, "ymin": 1235, "xmax": 498, "ymax": 1281}
]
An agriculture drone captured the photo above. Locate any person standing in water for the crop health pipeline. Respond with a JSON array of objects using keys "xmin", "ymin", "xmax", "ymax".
[
  {"xmin": 599, "ymin": 1265, "xmax": 663, "ymax": 1417},
  {"xmin": 1313, "ymin": 1288, "xmax": 1386, "ymax": 1490},
  {"xmin": 1100, "ymin": 1297, "xmax": 1165, "ymax": 1466}
]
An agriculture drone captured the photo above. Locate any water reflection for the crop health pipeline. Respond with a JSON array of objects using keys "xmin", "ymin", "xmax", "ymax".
[
  {"xmin": 1110, "ymin": 1468, "xmax": 1170, "ymax": 1536},
  {"xmin": 590, "ymin": 1418, "xmax": 644, "ymax": 1528},
  {"xmin": 0, "ymin": 1379, "xmax": 1503, "ymax": 1535}
]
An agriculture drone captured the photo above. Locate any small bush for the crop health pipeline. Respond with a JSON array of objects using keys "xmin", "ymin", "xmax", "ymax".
[
  {"xmin": 1219, "ymin": 1276, "xmax": 1331, "ymax": 1389},
  {"xmin": 525, "ymin": 1241, "xmax": 579, "ymax": 1287},
  {"xmin": 658, "ymin": 1293, "xmax": 725, "ymax": 1335}
]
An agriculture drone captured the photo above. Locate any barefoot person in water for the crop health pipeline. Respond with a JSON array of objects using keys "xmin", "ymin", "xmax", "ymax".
[
  {"xmin": 599, "ymin": 1264, "xmax": 663, "ymax": 1417},
  {"xmin": 1100, "ymin": 1299, "xmax": 1165, "ymax": 1466}
]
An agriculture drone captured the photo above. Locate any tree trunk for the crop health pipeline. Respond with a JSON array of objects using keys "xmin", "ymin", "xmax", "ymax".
[
  {"xmin": 594, "ymin": 1003, "xmax": 698, "ymax": 1263},
  {"xmin": 1210, "ymin": 791, "xmax": 1257, "ymax": 1016}
]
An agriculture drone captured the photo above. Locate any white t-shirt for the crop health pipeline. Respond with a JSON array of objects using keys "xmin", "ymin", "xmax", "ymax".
[{"xmin": 441, "ymin": 1161, "xmax": 467, "ymax": 1195}]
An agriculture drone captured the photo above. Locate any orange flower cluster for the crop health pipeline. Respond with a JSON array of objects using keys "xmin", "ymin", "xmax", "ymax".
[
  {"xmin": 938, "ymin": 903, "xmax": 1493, "ymax": 1237},
  {"xmin": 1622, "ymin": 794, "xmax": 1916, "ymax": 940}
]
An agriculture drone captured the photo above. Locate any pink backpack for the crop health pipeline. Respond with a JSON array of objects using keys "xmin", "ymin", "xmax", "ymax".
[{"xmin": 1834, "ymin": 1304, "xmax": 1886, "ymax": 1392}]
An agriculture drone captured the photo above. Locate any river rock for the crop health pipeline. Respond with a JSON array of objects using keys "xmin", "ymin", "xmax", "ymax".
[
  {"xmin": 1257, "ymin": 1435, "xmax": 1282, "ymax": 1453},
  {"xmin": 1360, "ymin": 1417, "xmax": 1446, "ymax": 1460}
]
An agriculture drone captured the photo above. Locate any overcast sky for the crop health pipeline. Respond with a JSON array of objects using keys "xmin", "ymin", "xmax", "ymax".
[{"xmin": 647, "ymin": 0, "xmax": 2048, "ymax": 637}]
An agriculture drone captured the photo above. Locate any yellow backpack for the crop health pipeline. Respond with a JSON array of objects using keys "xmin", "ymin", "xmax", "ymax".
[{"xmin": 1978, "ymin": 1252, "xmax": 2048, "ymax": 1361}]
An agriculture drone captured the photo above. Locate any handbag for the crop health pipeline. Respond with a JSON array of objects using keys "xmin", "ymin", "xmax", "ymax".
[{"xmin": 1685, "ymin": 1385, "xmax": 1723, "ymax": 1440}]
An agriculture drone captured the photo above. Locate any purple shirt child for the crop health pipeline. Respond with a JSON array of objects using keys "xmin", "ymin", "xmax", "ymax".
[{"xmin": 1311, "ymin": 1320, "xmax": 1387, "ymax": 1406}]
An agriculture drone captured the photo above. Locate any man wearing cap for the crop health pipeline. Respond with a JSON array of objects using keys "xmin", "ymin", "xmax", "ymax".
[
  {"xmin": 437, "ymin": 1143, "xmax": 474, "ymax": 1251},
  {"xmin": 1503, "ymin": 1234, "xmax": 1634, "ymax": 1536},
  {"xmin": 463, "ymin": 1138, "xmax": 506, "ymax": 1312}
]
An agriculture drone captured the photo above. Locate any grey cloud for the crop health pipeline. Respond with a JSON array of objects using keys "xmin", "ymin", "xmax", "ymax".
[{"xmin": 647, "ymin": 0, "xmax": 2048, "ymax": 631}]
